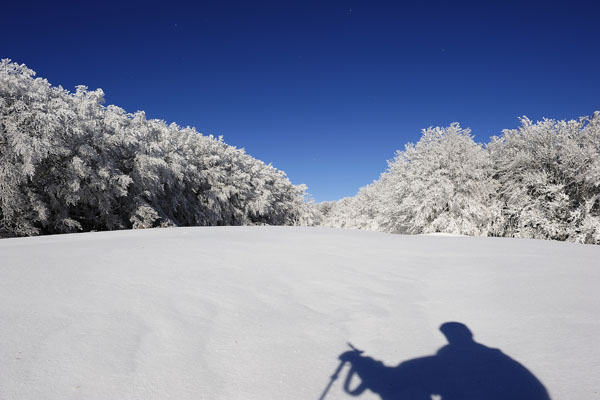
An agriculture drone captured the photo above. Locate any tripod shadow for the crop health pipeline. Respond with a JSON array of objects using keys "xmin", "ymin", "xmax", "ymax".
[{"xmin": 336, "ymin": 322, "xmax": 550, "ymax": 400}]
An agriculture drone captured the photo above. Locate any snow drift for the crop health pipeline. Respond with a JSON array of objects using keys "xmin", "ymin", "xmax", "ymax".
[{"xmin": 1, "ymin": 227, "xmax": 598, "ymax": 399}]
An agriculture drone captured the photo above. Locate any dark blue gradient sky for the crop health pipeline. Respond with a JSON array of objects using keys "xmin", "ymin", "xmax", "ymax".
[{"xmin": 3, "ymin": 0, "xmax": 600, "ymax": 201}]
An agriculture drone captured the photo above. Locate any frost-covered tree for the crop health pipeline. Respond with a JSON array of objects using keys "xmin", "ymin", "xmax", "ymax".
[
  {"xmin": 320, "ymin": 124, "xmax": 498, "ymax": 235},
  {"xmin": 318, "ymin": 117, "xmax": 600, "ymax": 244},
  {"xmin": 377, "ymin": 124, "xmax": 498, "ymax": 235},
  {"xmin": 489, "ymin": 114, "xmax": 600, "ymax": 243},
  {"xmin": 319, "ymin": 181, "xmax": 383, "ymax": 231},
  {"xmin": 0, "ymin": 59, "xmax": 311, "ymax": 237}
]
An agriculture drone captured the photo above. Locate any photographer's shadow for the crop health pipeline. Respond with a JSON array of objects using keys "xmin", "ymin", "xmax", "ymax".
[{"xmin": 336, "ymin": 322, "xmax": 550, "ymax": 400}]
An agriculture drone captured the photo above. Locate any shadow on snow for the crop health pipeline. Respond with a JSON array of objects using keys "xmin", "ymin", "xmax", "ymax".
[{"xmin": 322, "ymin": 322, "xmax": 550, "ymax": 400}]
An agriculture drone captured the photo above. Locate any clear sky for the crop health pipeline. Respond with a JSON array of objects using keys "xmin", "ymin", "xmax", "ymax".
[{"xmin": 3, "ymin": 0, "xmax": 600, "ymax": 202}]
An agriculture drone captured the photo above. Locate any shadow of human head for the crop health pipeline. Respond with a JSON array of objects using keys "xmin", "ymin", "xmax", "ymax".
[
  {"xmin": 439, "ymin": 322, "xmax": 473, "ymax": 346},
  {"xmin": 331, "ymin": 322, "xmax": 551, "ymax": 400}
]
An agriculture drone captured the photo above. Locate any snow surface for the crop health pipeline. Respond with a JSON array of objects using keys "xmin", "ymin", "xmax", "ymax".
[{"xmin": 1, "ymin": 227, "xmax": 599, "ymax": 399}]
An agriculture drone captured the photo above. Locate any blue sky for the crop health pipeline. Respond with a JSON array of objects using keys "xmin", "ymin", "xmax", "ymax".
[{"xmin": 3, "ymin": 1, "xmax": 600, "ymax": 202}]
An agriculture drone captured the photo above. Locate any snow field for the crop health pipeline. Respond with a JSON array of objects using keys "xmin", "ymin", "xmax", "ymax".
[{"xmin": 1, "ymin": 227, "xmax": 599, "ymax": 399}]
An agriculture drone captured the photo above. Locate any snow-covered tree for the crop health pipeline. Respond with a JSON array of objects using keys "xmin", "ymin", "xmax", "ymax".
[
  {"xmin": 489, "ymin": 114, "xmax": 600, "ymax": 243},
  {"xmin": 0, "ymin": 59, "xmax": 311, "ymax": 237},
  {"xmin": 377, "ymin": 124, "xmax": 498, "ymax": 235},
  {"xmin": 319, "ymin": 116, "xmax": 600, "ymax": 244}
]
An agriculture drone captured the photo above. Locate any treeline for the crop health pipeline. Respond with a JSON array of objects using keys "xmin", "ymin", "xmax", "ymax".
[
  {"xmin": 0, "ymin": 60, "xmax": 314, "ymax": 237},
  {"xmin": 3, "ymin": 60, "xmax": 599, "ymax": 244},
  {"xmin": 318, "ymin": 117, "xmax": 600, "ymax": 244}
]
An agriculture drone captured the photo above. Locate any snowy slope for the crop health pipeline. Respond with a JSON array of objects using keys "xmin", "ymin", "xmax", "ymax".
[{"xmin": 1, "ymin": 227, "xmax": 598, "ymax": 399}]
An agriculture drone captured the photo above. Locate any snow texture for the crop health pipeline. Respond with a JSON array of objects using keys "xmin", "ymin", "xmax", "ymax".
[{"xmin": 1, "ymin": 227, "xmax": 599, "ymax": 399}]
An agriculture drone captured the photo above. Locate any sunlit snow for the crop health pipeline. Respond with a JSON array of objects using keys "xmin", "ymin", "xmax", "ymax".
[{"xmin": 1, "ymin": 227, "xmax": 598, "ymax": 399}]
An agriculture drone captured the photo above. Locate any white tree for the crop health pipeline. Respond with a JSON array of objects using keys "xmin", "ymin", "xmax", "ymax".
[
  {"xmin": 379, "ymin": 124, "xmax": 498, "ymax": 235},
  {"xmin": 0, "ymin": 59, "xmax": 311, "ymax": 237},
  {"xmin": 489, "ymin": 114, "xmax": 600, "ymax": 243}
]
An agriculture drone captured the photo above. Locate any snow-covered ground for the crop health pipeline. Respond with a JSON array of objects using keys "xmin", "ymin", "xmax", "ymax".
[{"xmin": 1, "ymin": 227, "xmax": 598, "ymax": 399}]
